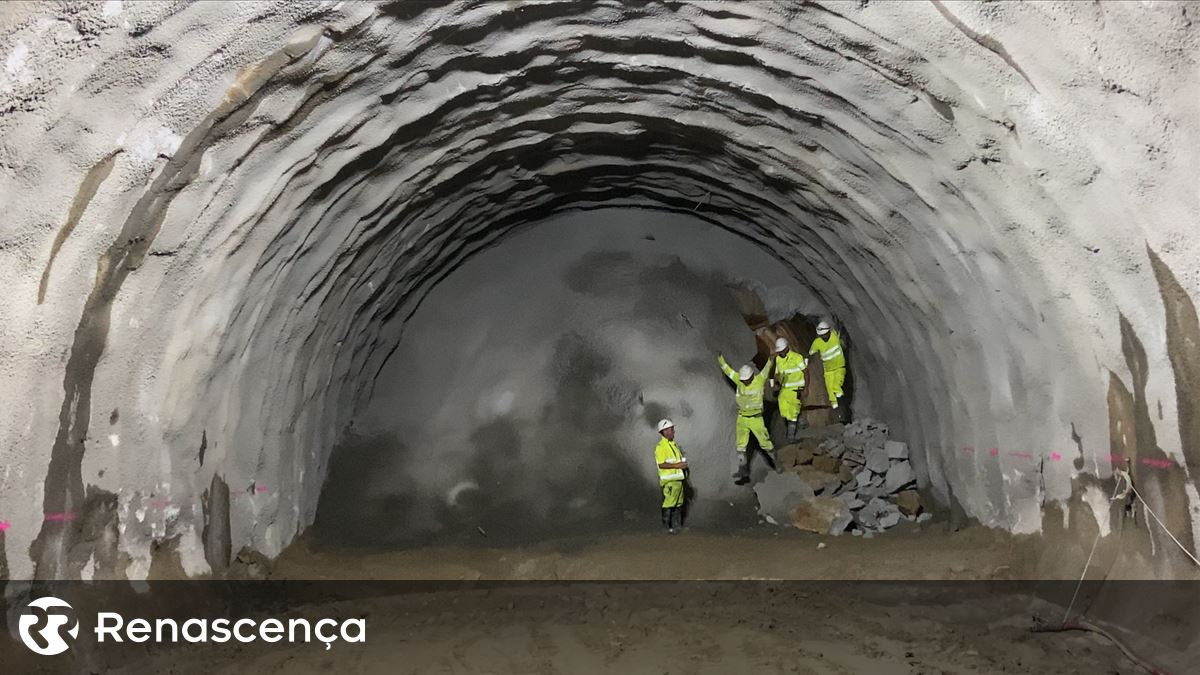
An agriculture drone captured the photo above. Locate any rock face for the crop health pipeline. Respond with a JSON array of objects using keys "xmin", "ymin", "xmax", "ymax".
[{"xmin": 0, "ymin": 2, "xmax": 1197, "ymax": 580}]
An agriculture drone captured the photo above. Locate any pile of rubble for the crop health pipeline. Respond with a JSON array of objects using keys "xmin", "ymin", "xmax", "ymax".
[{"xmin": 754, "ymin": 418, "xmax": 932, "ymax": 537}]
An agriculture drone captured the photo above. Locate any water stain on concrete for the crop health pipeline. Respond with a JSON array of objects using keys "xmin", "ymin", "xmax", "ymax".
[
  {"xmin": 1106, "ymin": 310, "xmax": 1194, "ymax": 566},
  {"xmin": 202, "ymin": 474, "xmax": 231, "ymax": 573},
  {"xmin": 1147, "ymin": 247, "xmax": 1200, "ymax": 480},
  {"xmin": 30, "ymin": 32, "xmax": 327, "ymax": 579},
  {"xmin": 37, "ymin": 150, "xmax": 121, "ymax": 305}
]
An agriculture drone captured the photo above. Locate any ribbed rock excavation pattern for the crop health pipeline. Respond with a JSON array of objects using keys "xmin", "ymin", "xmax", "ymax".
[{"xmin": 0, "ymin": 1, "xmax": 1197, "ymax": 579}]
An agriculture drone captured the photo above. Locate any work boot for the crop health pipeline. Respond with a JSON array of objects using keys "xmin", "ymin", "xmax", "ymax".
[
  {"xmin": 733, "ymin": 452, "xmax": 750, "ymax": 485},
  {"xmin": 797, "ymin": 416, "xmax": 809, "ymax": 430},
  {"xmin": 785, "ymin": 421, "xmax": 797, "ymax": 442},
  {"xmin": 661, "ymin": 508, "xmax": 671, "ymax": 532},
  {"xmin": 838, "ymin": 402, "xmax": 851, "ymax": 424},
  {"xmin": 671, "ymin": 507, "xmax": 684, "ymax": 532},
  {"xmin": 768, "ymin": 448, "xmax": 780, "ymax": 472}
]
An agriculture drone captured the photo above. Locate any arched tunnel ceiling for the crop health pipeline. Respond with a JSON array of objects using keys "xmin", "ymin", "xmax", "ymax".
[{"xmin": 0, "ymin": 1, "xmax": 1197, "ymax": 579}]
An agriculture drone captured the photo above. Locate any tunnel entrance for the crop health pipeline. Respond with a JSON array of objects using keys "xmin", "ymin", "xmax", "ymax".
[{"xmin": 311, "ymin": 207, "xmax": 826, "ymax": 548}]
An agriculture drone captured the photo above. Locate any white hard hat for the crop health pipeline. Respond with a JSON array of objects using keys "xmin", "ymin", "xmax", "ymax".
[
  {"xmin": 774, "ymin": 337, "xmax": 789, "ymax": 352},
  {"xmin": 656, "ymin": 418, "xmax": 674, "ymax": 432},
  {"xmin": 816, "ymin": 320, "xmax": 831, "ymax": 334},
  {"xmin": 738, "ymin": 365, "xmax": 754, "ymax": 380}
]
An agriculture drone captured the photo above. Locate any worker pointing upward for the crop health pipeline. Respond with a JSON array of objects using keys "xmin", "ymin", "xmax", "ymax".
[
  {"xmin": 809, "ymin": 320, "xmax": 848, "ymax": 422},
  {"xmin": 718, "ymin": 353, "xmax": 775, "ymax": 484},
  {"xmin": 773, "ymin": 336, "xmax": 808, "ymax": 441}
]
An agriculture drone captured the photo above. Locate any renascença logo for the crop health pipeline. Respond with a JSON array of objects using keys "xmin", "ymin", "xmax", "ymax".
[
  {"xmin": 18, "ymin": 597, "xmax": 79, "ymax": 656},
  {"xmin": 15, "ymin": 595, "xmax": 366, "ymax": 655}
]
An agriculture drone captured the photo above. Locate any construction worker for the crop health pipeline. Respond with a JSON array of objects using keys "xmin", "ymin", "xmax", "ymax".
[
  {"xmin": 809, "ymin": 320, "xmax": 848, "ymax": 422},
  {"xmin": 717, "ymin": 353, "xmax": 775, "ymax": 484},
  {"xmin": 654, "ymin": 418, "xmax": 688, "ymax": 534},
  {"xmin": 772, "ymin": 336, "xmax": 808, "ymax": 441}
]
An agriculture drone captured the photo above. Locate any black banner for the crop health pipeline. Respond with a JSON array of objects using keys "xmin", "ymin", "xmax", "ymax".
[{"xmin": 3, "ymin": 581, "xmax": 1196, "ymax": 674}]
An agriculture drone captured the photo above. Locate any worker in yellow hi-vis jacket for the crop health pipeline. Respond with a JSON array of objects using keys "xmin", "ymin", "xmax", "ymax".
[
  {"xmin": 654, "ymin": 418, "xmax": 688, "ymax": 534},
  {"xmin": 809, "ymin": 319, "xmax": 848, "ymax": 422},
  {"xmin": 772, "ymin": 336, "xmax": 808, "ymax": 441},
  {"xmin": 718, "ymin": 353, "xmax": 775, "ymax": 484}
]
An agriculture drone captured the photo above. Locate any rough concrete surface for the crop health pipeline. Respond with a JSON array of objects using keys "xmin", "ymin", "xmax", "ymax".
[{"xmin": 0, "ymin": 0, "xmax": 1196, "ymax": 597}]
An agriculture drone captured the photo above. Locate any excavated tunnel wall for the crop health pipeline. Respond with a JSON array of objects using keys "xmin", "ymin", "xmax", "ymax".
[{"xmin": 0, "ymin": 1, "xmax": 1198, "ymax": 581}]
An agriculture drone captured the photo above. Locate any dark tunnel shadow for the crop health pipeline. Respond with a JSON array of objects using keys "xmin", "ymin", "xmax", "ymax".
[{"xmin": 311, "ymin": 334, "xmax": 662, "ymax": 550}]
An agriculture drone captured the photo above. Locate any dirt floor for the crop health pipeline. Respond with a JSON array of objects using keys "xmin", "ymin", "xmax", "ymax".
[{"xmin": 274, "ymin": 516, "xmax": 1037, "ymax": 581}]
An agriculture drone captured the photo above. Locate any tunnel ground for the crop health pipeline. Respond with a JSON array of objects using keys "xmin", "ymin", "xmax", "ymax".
[{"xmin": 2, "ymin": 1, "xmax": 1200, "ymax": 672}]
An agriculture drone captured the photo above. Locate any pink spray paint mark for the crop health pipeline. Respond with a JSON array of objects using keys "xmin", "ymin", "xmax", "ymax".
[
  {"xmin": 254, "ymin": 485, "xmax": 269, "ymax": 494},
  {"xmin": 1050, "ymin": 452, "xmax": 1062, "ymax": 462},
  {"xmin": 1009, "ymin": 451, "xmax": 1033, "ymax": 459},
  {"xmin": 962, "ymin": 446, "xmax": 975, "ymax": 454},
  {"xmin": 1109, "ymin": 454, "xmax": 1126, "ymax": 464},
  {"xmin": 1142, "ymin": 458, "xmax": 1174, "ymax": 469},
  {"xmin": 149, "ymin": 499, "xmax": 172, "ymax": 509},
  {"xmin": 44, "ymin": 512, "xmax": 77, "ymax": 523},
  {"xmin": 989, "ymin": 448, "xmax": 1000, "ymax": 457},
  {"xmin": 0, "ymin": 520, "xmax": 10, "ymax": 533}
]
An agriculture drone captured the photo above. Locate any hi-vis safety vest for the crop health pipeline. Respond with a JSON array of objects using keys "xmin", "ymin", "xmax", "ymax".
[
  {"xmin": 655, "ymin": 437, "xmax": 686, "ymax": 483},
  {"xmin": 810, "ymin": 330, "xmax": 846, "ymax": 371},
  {"xmin": 719, "ymin": 355, "xmax": 772, "ymax": 416},
  {"xmin": 775, "ymin": 351, "xmax": 807, "ymax": 389}
]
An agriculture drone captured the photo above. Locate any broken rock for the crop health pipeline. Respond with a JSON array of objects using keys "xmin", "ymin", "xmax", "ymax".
[
  {"xmin": 790, "ymin": 496, "xmax": 852, "ymax": 535},
  {"xmin": 829, "ymin": 509, "xmax": 854, "ymax": 536},
  {"xmin": 836, "ymin": 492, "xmax": 865, "ymax": 510},
  {"xmin": 884, "ymin": 461, "xmax": 916, "ymax": 494},
  {"xmin": 838, "ymin": 464, "xmax": 855, "ymax": 484},
  {"xmin": 857, "ymin": 484, "xmax": 884, "ymax": 500},
  {"xmin": 753, "ymin": 471, "xmax": 815, "ymax": 525},
  {"xmin": 865, "ymin": 443, "xmax": 890, "ymax": 473},
  {"xmin": 819, "ymin": 438, "xmax": 846, "ymax": 459},
  {"xmin": 896, "ymin": 490, "xmax": 922, "ymax": 516},
  {"xmin": 812, "ymin": 455, "xmax": 840, "ymax": 474},
  {"xmin": 776, "ymin": 445, "xmax": 807, "ymax": 469},
  {"xmin": 885, "ymin": 440, "xmax": 909, "ymax": 460}
]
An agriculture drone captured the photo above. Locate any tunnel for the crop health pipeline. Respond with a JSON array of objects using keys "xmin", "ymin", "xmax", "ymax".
[{"xmin": 1, "ymin": 0, "xmax": 1198, "ymax": 671}]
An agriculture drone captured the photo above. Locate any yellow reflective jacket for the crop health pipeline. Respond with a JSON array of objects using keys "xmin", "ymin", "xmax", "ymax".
[
  {"xmin": 774, "ymin": 350, "xmax": 807, "ymax": 389},
  {"xmin": 809, "ymin": 330, "xmax": 845, "ymax": 371},
  {"xmin": 718, "ymin": 355, "xmax": 773, "ymax": 416},
  {"xmin": 655, "ymin": 437, "xmax": 686, "ymax": 483}
]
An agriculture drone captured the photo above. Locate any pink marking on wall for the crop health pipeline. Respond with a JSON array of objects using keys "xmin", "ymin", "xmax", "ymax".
[
  {"xmin": 988, "ymin": 448, "xmax": 1000, "ymax": 457},
  {"xmin": 254, "ymin": 485, "xmax": 269, "ymax": 493},
  {"xmin": 1050, "ymin": 451, "xmax": 1062, "ymax": 461},
  {"xmin": 0, "ymin": 520, "xmax": 10, "ymax": 533},
  {"xmin": 1142, "ymin": 457, "xmax": 1175, "ymax": 469},
  {"xmin": 149, "ymin": 498, "xmax": 172, "ymax": 509},
  {"xmin": 962, "ymin": 446, "xmax": 975, "ymax": 454},
  {"xmin": 1108, "ymin": 454, "xmax": 1126, "ymax": 463},
  {"xmin": 1008, "ymin": 451, "xmax": 1033, "ymax": 459},
  {"xmin": 43, "ymin": 512, "xmax": 77, "ymax": 522}
]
